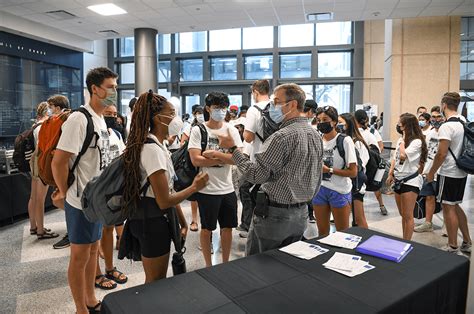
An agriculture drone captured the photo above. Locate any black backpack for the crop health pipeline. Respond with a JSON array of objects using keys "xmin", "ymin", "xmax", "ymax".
[
  {"xmin": 335, "ymin": 134, "xmax": 367, "ymax": 192},
  {"xmin": 13, "ymin": 122, "xmax": 42, "ymax": 173},
  {"xmin": 365, "ymin": 144, "xmax": 386, "ymax": 191},
  {"xmin": 171, "ymin": 124, "xmax": 208, "ymax": 191},
  {"xmin": 254, "ymin": 103, "xmax": 280, "ymax": 142},
  {"xmin": 446, "ymin": 118, "xmax": 474, "ymax": 175}
]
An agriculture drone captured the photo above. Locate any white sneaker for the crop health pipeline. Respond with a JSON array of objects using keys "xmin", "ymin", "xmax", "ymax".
[
  {"xmin": 460, "ymin": 242, "xmax": 472, "ymax": 254},
  {"xmin": 442, "ymin": 245, "xmax": 464, "ymax": 256},
  {"xmin": 414, "ymin": 222, "xmax": 433, "ymax": 233}
]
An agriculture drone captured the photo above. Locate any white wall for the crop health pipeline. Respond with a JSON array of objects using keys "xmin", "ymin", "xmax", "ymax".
[{"xmin": 83, "ymin": 40, "xmax": 108, "ymax": 104}]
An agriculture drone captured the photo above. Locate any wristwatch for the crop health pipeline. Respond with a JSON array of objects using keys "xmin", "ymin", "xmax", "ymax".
[
  {"xmin": 329, "ymin": 167, "xmax": 334, "ymax": 174},
  {"xmin": 229, "ymin": 146, "xmax": 238, "ymax": 153}
]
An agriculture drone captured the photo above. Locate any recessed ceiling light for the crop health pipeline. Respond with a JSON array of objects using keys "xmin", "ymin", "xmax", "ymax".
[
  {"xmin": 306, "ymin": 12, "xmax": 333, "ymax": 22},
  {"xmin": 87, "ymin": 3, "xmax": 127, "ymax": 16}
]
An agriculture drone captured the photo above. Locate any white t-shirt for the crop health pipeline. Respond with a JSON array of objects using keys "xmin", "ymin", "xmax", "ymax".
[
  {"xmin": 33, "ymin": 124, "xmax": 42, "ymax": 147},
  {"xmin": 182, "ymin": 123, "xmax": 192, "ymax": 138},
  {"xmin": 355, "ymin": 140, "xmax": 369, "ymax": 194},
  {"xmin": 393, "ymin": 138, "xmax": 423, "ymax": 188},
  {"xmin": 57, "ymin": 104, "xmax": 111, "ymax": 209},
  {"xmin": 359, "ymin": 128, "xmax": 380, "ymax": 152},
  {"xmin": 423, "ymin": 128, "xmax": 439, "ymax": 174},
  {"xmin": 372, "ymin": 128, "xmax": 383, "ymax": 143},
  {"xmin": 140, "ymin": 134, "xmax": 176, "ymax": 198},
  {"xmin": 244, "ymin": 100, "xmax": 268, "ymax": 161},
  {"xmin": 108, "ymin": 129, "xmax": 125, "ymax": 161},
  {"xmin": 188, "ymin": 122, "xmax": 243, "ymax": 195},
  {"xmin": 438, "ymin": 116, "xmax": 467, "ymax": 178},
  {"xmin": 321, "ymin": 134, "xmax": 358, "ymax": 195},
  {"xmin": 168, "ymin": 136, "xmax": 181, "ymax": 150},
  {"xmin": 422, "ymin": 127, "xmax": 432, "ymax": 136}
]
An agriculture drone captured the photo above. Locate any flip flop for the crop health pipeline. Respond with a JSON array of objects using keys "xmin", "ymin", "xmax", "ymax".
[
  {"xmin": 190, "ymin": 221, "xmax": 198, "ymax": 232},
  {"xmin": 87, "ymin": 301, "xmax": 101, "ymax": 313},
  {"xmin": 94, "ymin": 275, "xmax": 117, "ymax": 290}
]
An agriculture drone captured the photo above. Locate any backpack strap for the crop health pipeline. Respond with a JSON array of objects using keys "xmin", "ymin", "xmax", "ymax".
[
  {"xmin": 335, "ymin": 134, "xmax": 347, "ymax": 169},
  {"xmin": 253, "ymin": 104, "xmax": 266, "ymax": 142},
  {"xmin": 112, "ymin": 128, "xmax": 122, "ymax": 141},
  {"xmin": 445, "ymin": 117, "xmax": 464, "ymax": 164},
  {"xmin": 196, "ymin": 123, "xmax": 208, "ymax": 152},
  {"xmin": 70, "ymin": 107, "xmax": 98, "ymax": 174}
]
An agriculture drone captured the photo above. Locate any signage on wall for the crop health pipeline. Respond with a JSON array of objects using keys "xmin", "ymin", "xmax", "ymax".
[{"xmin": 0, "ymin": 40, "xmax": 47, "ymax": 56}]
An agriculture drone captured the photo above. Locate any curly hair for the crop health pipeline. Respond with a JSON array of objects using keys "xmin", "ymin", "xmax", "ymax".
[
  {"xmin": 399, "ymin": 113, "xmax": 428, "ymax": 172},
  {"xmin": 121, "ymin": 90, "xmax": 167, "ymax": 216}
]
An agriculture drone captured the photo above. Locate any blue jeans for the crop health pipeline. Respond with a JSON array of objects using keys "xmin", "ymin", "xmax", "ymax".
[{"xmin": 246, "ymin": 204, "xmax": 307, "ymax": 256}]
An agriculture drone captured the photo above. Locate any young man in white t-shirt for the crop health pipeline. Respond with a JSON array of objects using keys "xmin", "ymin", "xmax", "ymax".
[
  {"xmin": 51, "ymin": 67, "xmax": 118, "ymax": 313},
  {"xmin": 427, "ymin": 92, "xmax": 471, "ymax": 255},
  {"xmin": 188, "ymin": 92, "xmax": 243, "ymax": 267}
]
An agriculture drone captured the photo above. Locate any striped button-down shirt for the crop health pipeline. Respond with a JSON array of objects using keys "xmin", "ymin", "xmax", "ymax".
[{"xmin": 232, "ymin": 117, "xmax": 323, "ymax": 204}]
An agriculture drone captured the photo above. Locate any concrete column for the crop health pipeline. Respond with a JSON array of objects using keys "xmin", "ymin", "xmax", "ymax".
[
  {"xmin": 383, "ymin": 16, "xmax": 460, "ymax": 142},
  {"xmin": 134, "ymin": 28, "xmax": 157, "ymax": 96}
]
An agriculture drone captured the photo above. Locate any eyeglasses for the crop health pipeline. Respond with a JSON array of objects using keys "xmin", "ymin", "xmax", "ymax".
[{"xmin": 270, "ymin": 100, "xmax": 291, "ymax": 107}]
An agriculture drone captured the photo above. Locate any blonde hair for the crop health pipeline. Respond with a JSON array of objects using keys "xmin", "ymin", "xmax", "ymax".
[{"xmin": 36, "ymin": 102, "xmax": 49, "ymax": 118}]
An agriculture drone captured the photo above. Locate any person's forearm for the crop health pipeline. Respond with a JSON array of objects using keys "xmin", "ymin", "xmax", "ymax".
[
  {"xmin": 388, "ymin": 159, "xmax": 396, "ymax": 175},
  {"xmin": 428, "ymin": 151, "xmax": 447, "ymax": 178},
  {"xmin": 333, "ymin": 167, "xmax": 356, "ymax": 178},
  {"xmin": 232, "ymin": 150, "xmax": 270, "ymax": 184},
  {"xmin": 176, "ymin": 205, "xmax": 187, "ymax": 228},
  {"xmin": 52, "ymin": 159, "xmax": 69, "ymax": 195},
  {"xmin": 157, "ymin": 185, "xmax": 199, "ymax": 209},
  {"xmin": 191, "ymin": 155, "xmax": 221, "ymax": 167},
  {"xmin": 214, "ymin": 151, "xmax": 238, "ymax": 165}
]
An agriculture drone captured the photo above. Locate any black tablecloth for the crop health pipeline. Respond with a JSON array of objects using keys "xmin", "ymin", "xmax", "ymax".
[{"xmin": 102, "ymin": 228, "xmax": 469, "ymax": 314}]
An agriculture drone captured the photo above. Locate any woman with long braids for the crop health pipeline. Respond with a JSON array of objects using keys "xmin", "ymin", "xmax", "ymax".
[
  {"xmin": 387, "ymin": 113, "xmax": 427, "ymax": 240},
  {"xmin": 121, "ymin": 91, "xmax": 208, "ymax": 283}
]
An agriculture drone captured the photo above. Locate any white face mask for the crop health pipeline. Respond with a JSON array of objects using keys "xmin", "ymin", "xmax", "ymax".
[
  {"xmin": 195, "ymin": 114, "xmax": 205, "ymax": 124},
  {"xmin": 158, "ymin": 114, "xmax": 184, "ymax": 137}
]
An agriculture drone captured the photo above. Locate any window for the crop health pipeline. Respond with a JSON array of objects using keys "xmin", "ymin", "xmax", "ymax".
[
  {"xmin": 243, "ymin": 26, "xmax": 274, "ymax": 49},
  {"xmin": 229, "ymin": 95, "xmax": 242, "ymax": 108},
  {"xmin": 119, "ymin": 37, "xmax": 134, "ymax": 57},
  {"xmin": 209, "ymin": 29, "xmax": 241, "ymax": 51},
  {"xmin": 316, "ymin": 84, "xmax": 351, "ymax": 114},
  {"xmin": 210, "ymin": 57, "xmax": 237, "ymax": 80},
  {"xmin": 244, "ymin": 55, "xmax": 273, "ymax": 79},
  {"xmin": 180, "ymin": 59, "xmax": 203, "ymax": 81},
  {"xmin": 316, "ymin": 22, "xmax": 352, "ymax": 46},
  {"xmin": 176, "ymin": 31, "xmax": 207, "ymax": 53},
  {"xmin": 300, "ymin": 85, "xmax": 314, "ymax": 101},
  {"xmin": 461, "ymin": 17, "xmax": 474, "ymax": 80},
  {"xmin": 461, "ymin": 63, "xmax": 474, "ymax": 80},
  {"xmin": 158, "ymin": 34, "xmax": 171, "ymax": 54},
  {"xmin": 119, "ymin": 90, "xmax": 135, "ymax": 115},
  {"xmin": 278, "ymin": 24, "xmax": 314, "ymax": 47},
  {"xmin": 158, "ymin": 61, "xmax": 171, "ymax": 82},
  {"xmin": 158, "ymin": 88, "xmax": 171, "ymax": 100},
  {"xmin": 120, "ymin": 63, "xmax": 135, "ymax": 84},
  {"xmin": 280, "ymin": 53, "xmax": 311, "ymax": 78},
  {"xmin": 318, "ymin": 52, "xmax": 351, "ymax": 77},
  {"xmin": 185, "ymin": 94, "xmax": 200, "ymax": 114}
]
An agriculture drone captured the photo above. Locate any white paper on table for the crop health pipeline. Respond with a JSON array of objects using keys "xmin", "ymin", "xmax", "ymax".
[
  {"xmin": 279, "ymin": 241, "xmax": 329, "ymax": 260},
  {"xmin": 317, "ymin": 231, "xmax": 362, "ymax": 249},
  {"xmin": 322, "ymin": 252, "xmax": 362, "ymax": 271},
  {"xmin": 325, "ymin": 261, "xmax": 375, "ymax": 277}
]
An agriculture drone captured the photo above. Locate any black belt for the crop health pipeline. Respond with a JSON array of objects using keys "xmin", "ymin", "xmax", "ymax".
[{"xmin": 267, "ymin": 200, "xmax": 307, "ymax": 208}]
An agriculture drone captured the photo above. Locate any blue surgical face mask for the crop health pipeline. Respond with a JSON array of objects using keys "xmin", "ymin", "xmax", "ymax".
[
  {"xmin": 269, "ymin": 101, "xmax": 291, "ymax": 124},
  {"xmin": 47, "ymin": 108, "xmax": 53, "ymax": 116},
  {"xmin": 210, "ymin": 108, "xmax": 226, "ymax": 122},
  {"xmin": 431, "ymin": 120, "xmax": 443, "ymax": 129},
  {"xmin": 419, "ymin": 120, "xmax": 426, "ymax": 128}
]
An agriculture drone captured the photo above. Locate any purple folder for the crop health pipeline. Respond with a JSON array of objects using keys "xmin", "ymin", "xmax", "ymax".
[{"xmin": 355, "ymin": 235, "xmax": 413, "ymax": 263}]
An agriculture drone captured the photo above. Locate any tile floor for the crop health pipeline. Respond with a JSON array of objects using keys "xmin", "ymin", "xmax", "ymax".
[{"xmin": 1, "ymin": 176, "xmax": 473, "ymax": 313}]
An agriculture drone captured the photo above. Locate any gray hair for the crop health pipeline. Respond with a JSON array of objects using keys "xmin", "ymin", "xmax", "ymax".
[{"xmin": 274, "ymin": 83, "xmax": 306, "ymax": 111}]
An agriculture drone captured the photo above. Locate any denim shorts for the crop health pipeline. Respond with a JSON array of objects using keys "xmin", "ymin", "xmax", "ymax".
[
  {"xmin": 312, "ymin": 186, "xmax": 352, "ymax": 208},
  {"xmin": 65, "ymin": 201, "xmax": 102, "ymax": 244}
]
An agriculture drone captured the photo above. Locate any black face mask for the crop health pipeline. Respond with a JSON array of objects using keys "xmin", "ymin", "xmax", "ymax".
[
  {"xmin": 104, "ymin": 116, "xmax": 117, "ymax": 129},
  {"xmin": 336, "ymin": 124, "xmax": 345, "ymax": 133},
  {"xmin": 396, "ymin": 124, "xmax": 403, "ymax": 135},
  {"xmin": 317, "ymin": 122, "xmax": 334, "ymax": 134},
  {"xmin": 431, "ymin": 120, "xmax": 443, "ymax": 129},
  {"xmin": 114, "ymin": 124, "xmax": 124, "ymax": 134}
]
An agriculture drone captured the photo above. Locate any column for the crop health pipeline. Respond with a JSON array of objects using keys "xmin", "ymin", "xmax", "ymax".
[{"xmin": 134, "ymin": 28, "xmax": 157, "ymax": 96}]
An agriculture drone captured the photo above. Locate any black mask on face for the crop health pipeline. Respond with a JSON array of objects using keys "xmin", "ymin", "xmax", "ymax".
[
  {"xmin": 396, "ymin": 124, "xmax": 403, "ymax": 135},
  {"xmin": 317, "ymin": 121, "xmax": 334, "ymax": 134},
  {"xmin": 114, "ymin": 124, "xmax": 124, "ymax": 135},
  {"xmin": 104, "ymin": 116, "xmax": 117, "ymax": 129}
]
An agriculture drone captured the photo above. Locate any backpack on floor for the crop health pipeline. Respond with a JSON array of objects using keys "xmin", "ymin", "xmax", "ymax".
[
  {"xmin": 37, "ymin": 108, "xmax": 96, "ymax": 187},
  {"xmin": 446, "ymin": 118, "xmax": 474, "ymax": 175},
  {"xmin": 254, "ymin": 103, "xmax": 280, "ymax": 142},
  {"xmin": 171, "ymin": 124, "xmax": 208, "ymax": 192},
  {"xmin": 365, "ymin": 144, "xmax": 386, "ymax": 191},
  {"xmin": 336, "ymin": 134, "xmax": 367, "ymax": 193},
  {"xmin": 13, "ymin": 122, "xmax": 42, "ymax": 173}
]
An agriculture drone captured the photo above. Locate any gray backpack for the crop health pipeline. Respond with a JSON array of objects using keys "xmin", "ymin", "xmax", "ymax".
[{"xmin": 81, "ymin": 140, "xmax": 154, "ymax": 225}]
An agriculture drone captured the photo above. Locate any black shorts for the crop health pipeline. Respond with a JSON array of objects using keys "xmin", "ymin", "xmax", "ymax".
[
  {"xmin": 436, "ymin": 175, "xmax": 467, "ymax": 205},
  {"xmin": 352, "ymin": 192, "xmax": 364, "ymax": 202},
  {"xmin": 195, "ymin": 192, "xmax": 238, "ymax": 231},
  {"xmin": 129, "ymin": 217, "xmax": 171, "ymax": 258},
  {"xmin": 394, "ymin": 184, "xmax": 420, "ymax": 195}
]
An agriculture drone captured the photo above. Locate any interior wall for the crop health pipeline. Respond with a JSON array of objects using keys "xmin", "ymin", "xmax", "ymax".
[
  {"xmin": 83, "ymin": 40, "xmax": 108, "ymax": 105},
  {"xmin": 363, "ymin": 20, "xmax": 385, "ymax": 113}
]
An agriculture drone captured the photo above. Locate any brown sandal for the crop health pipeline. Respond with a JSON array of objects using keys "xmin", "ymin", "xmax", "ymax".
[
  {"xmin": 37, "ymin": 230, "xmax": 59, "ymax": 240},
  {"xmin": 94, "ymin": 275, "xmax": 117, "ymax": 290},
  {"xmin": 30, "ymin": 227, "xmax": 51, "ymax": 235},
  {"xmin": 87, "ymin": 301, "xmax": 101, "ymax": 313},
  {"xmin": 190, "ymin": 221, "xmax": 198, "ymax": 232}
]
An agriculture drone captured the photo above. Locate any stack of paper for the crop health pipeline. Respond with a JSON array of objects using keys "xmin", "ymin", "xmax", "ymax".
[
  {"xmin": 279, "ymin": 241, "xmax": 329, "ymax": 260},
  {"xmin": 317, "ymin": 231, "xmax": 362, "ymax": 249},
  {"xmin": 355, "ymin": 235, "xmax": 413, "ymax": 263},
  {"xmin": 323, "ymin": 252, "xmax": 375, "ymax": 277}
]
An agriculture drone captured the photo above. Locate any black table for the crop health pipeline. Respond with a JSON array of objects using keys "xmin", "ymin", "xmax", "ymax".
[{"xmin": 102, "ymin": 228, "xmax": 470, "ymax": 314}]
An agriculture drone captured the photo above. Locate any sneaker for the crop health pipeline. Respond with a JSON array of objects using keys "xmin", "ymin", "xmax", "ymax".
[
  {"xmin": 441, "ymin": 245, "xmax": 464, "ymax": 256},
  {"xmin": 379, "ymin": 205, "xmax": 388, "ymax": 216},
  {"xmin": 53, "ymin": 234, "xmax": 70, "ymax": 249},
  {"xmin": 236, "ymin": 225, "xmax": 248, "ymax": 232},
  {"xmin": 308, "ymin": 214, "xmax": 316, "ymax": 224},
  {"xmin": 460, "ymin": 242, "xmax": 472, "ymax": 254},
  {"xmin": 414, "ymin": 222, "xmax": 433, "ymax": 233},
  {"xmin": 239, "ymin": 231, "xmax": 248, "ymax": 238}
]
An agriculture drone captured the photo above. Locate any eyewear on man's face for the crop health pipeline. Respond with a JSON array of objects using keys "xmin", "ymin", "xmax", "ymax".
[{"xmin": 270, "ymin": 99, "xmax": 291, "ymax": 107}]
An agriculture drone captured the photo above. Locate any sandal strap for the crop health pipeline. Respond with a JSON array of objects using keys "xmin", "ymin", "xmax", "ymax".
[
  {"xmin": 106, "ymin": 267, "xmax": 124, "ymax": 277},
  {"xmin": 95, "ymin": 275, "xmax": 114, "ymax": 286}
]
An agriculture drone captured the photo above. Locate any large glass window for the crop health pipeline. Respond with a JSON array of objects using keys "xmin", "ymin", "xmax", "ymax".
[
  {"xmin": 461, "ymin": 17, "xmax": 474, "ymax": 80},
  {"xmin": 158, "ymin": 60, "xmax": 171, "ymax": 82},
  {"xmin": 316, "ymin": 84, "xmax": 351, "ymax": 114},
  {"xmin": 158, "ymin": 88, "xmax": 171, "ymax": 100},
  {"xmin": 176, "ymin": 31, "xmax": 207, "ymax": 53},
  {"xmin": 185, "ymin": 94, "xmax": 200, "ymax": 114},
  {"xmin": 243, "ymin": 26, "xmax": 274, "ymax": 49},
  {"xmin": 119, "ymin": 37, "xmax": 134, "ymax": 57},
  {"xmin": 209, "ymin": 29, "xmax": 241, "ymax": 51},
  {"xmin": 229, "ymin": 95, "xmax": 242, "ymax": 108},
  {"xmin": 120, "ymin": 63, "xmax": 135, "ymax": 84},
  {"xmin": 318, "ymin": 52, "xmax": 351, "ymax": 77},
  {"xmin": 316, "ymin": 22, "xmax": 352, "ymax": 46},
  {"xmin": 210, "ymin": 57, "xmax": 237, "ymax": 80},
  {"xmin": 300, "ymin": 85, "xmax": 314, "ymax": 101},
  {"xmin": 278, "ymin": 24, "xmax": 314, "ymax": 48},
  {"xmin": 119, "ymin": 90, "xmax": 135, "ymax": 115},
  {"xmin": 280, "ymin": 53, "xmax": 311, "ymax": 78},
  {"xmin": 244, "ymin": 55, "xmax": 273, "ymax": 79},
  {"xmin": 461, "ymin": 63, "xmax": 474, "ymax": 80},
  {"xmin": 179, "ymin": 59, "xmax": 203, "ymax": 81},
  {"xmin": 158, "ymin": 34, "xmax": 171, "ymax": 55}
]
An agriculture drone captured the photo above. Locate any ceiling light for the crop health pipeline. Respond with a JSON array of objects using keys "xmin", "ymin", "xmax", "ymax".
[
  {"xmin": 306, "ymin": 12, "xmax": 333, "ymax": 22},
  {"xmin": 87, "ymin": 3, "xmax": 127, "ymax": 16}
]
